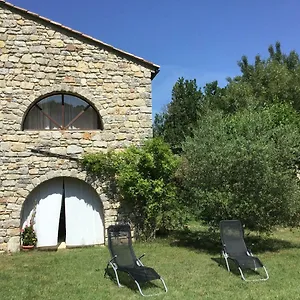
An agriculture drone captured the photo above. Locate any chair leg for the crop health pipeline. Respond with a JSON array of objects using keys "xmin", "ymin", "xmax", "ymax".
[
  {"xmin": 262, "ymin": 266, "xmax": 270, "ymax": 280},
  {"xmin": 238, "ymin": 267, "xmax": 247, "ymax": 281},
  {"xmin": 238, "ymin": 266, "xmax": 269, "ymax": 282},
  {"xmin": 134, "ymin": 278, "xmax": 168, "ymax": 297},
  {"xmin": 135, "ymin": 281, "xmax": 146, "ymax": 297},
  {"xmin": 222, "ymin": 251, "xmax": 231, "ymax": 272},
  {"xmin": 104, "ymin": 263, "xmax": 109, "ymax": 278},
  {"xmin": 113, "ymin": 270, "xmax": 123, "ymax": 287},
  {"xmin": 160, "ymin": 277, "xmax": 168, "ymax": 293},
  {"xmin": 108, "ymin": 262, "xmax": 123, "ymax": 287}
]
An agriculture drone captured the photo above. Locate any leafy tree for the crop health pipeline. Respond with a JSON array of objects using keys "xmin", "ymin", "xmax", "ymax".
[
  {"xmin": 221, "ymin": 42, "xmax": 300, "ymax": 113},
  {"xmin": 82, "ymin": 138, "xmax": 185, "ymax": 239},
  {"xmin": 151, "ymin": 42, "xmax": 300, "ymax": 232},
  {"xmin": 202, "ymin": 80, "xmax": 226, "ymax": 111},
  {"xmin": 153, "ymin": 112, "xmax": 166, "ymax": 138},
  {"xmin": 153, "ymin": 77, "xmax": 203, "ymax": 153},
  {"xmin": 180, "ymin": 104, "xmax": 300, "ymax": 232},
  {"xmin": 155, "ymin": 43, "xmax": 300, "ymax": 141}
]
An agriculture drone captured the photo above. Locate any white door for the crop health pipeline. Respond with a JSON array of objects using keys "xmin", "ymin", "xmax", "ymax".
[
  {"xmin": 22, "ymin": 177, "xmax": 104, "ymax": 247},
  {"xmin": 64, "ymin": 177, "xmax": 104, "ymax": 246},
  {"xmin": 35, "ymin": 178, "xmax": 63, "ymax": 247},
  {"xmin": 22, "ymin": 177, "xmax": 63, "ymax": 247}
]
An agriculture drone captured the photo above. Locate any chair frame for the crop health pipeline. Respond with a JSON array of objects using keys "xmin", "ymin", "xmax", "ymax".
[
  {"xmin": 220, "ymin": 220, "xmax": 269, "ymax": 282},
  {"xmin": 104, "ymin": 224, "xmax": 168, "ymax": 296}
]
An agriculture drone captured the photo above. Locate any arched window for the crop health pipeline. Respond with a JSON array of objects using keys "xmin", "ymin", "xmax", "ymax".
[{"xmin": 23, "ymin": 93, "xmax": 102, "ymax": 130}]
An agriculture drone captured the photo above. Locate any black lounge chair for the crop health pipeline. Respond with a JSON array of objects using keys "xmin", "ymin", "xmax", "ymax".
[
  {"xmin": 220, "ymin": 220, "xmax": 269, "ymax": 281},
  {"xmin": 104, "ymin": 224, "xmax": 168, "ymax": 296}
]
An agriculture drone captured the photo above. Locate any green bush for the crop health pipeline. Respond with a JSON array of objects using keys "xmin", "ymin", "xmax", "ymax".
[
  {"xmin": 82, "ymin": 138, "xmax": 185, "ymax": 239},
  {"xmin": 181, "ymin": 104, "xmax": 300, "ymax": 232},
  {"xmin": 21, "ymin": 225, "xmax": 37, "ymax": 246}
]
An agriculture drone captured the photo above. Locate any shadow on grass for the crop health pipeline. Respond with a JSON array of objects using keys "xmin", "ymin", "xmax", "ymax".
[
  {"xmin": 167, "ymin": 226, "xmax": 300, "ymax": 255},
  {"xmin": 211, "ymin": 257, "xmax": 240, "ymax": 277},
  {"xmin": 211, "ymin": 257, "xmax": 266, "ymax": 279},
  {"xmin": 168, "ymin": 227, "xmax": 221, "ymax": 255},
  {"xmin": 103, "ymin": 267, "xmax": 165, "ymax": 296}
]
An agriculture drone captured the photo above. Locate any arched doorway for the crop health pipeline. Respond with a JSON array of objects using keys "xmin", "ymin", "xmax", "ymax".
[{"xmin": 21, "ymin": 177, "xmax": 104, "ymax": 248}]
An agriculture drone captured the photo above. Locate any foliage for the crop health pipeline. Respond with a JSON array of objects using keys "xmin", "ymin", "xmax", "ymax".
[
  {"xmin": 82, "ymin": 138, "xmax": 185, "ymax": 239},
  {"xmin": 21, "ymin": 225, "xmax": 37, "ymax": 246},
  {"xmin": 155, "ymin": 43, "xmax": 300, "ymax": 143},
  {"xmin": 21, "ymin": 205, "xmax": 37, "ymax": 246},
  {"xmin": 180, "ymin": 104, "xmax": 300, "ymax": 232},
  {"xmin": 152, "ymin": 42, "xmax": 300, "ymax": 233},
  {"xmin": 202, "ymin": 80, "xmax": 227, "ymax": 112},
  {"xmin": 220, "ymin": 42, "xmax": 300, "ymax": 113},
  {"xmin": 153, "ymin": 77, "xmax": 203, "ymax": 153}
]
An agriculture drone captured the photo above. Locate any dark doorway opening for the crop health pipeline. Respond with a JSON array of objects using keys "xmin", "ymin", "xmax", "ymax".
[{"xmin": 58, "ymin": 181, "xmax": 66, "ymax": 243}]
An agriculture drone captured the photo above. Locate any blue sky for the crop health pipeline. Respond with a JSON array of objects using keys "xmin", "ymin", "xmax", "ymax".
[{"xmin": 7, "ymin": 0, "xmax": 300, "ymax": 116}]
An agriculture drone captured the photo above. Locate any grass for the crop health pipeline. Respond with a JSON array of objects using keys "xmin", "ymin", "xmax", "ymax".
[{"xmin": 1, "ymin": 225, "xmax": 300, "ymax": 299}]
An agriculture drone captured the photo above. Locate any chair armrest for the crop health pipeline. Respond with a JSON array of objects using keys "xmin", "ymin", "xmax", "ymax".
[
  {"xmin": 137, "ymin": 253, "xmax": 145, "ymax": 266},
  {"xmin": 221, "ymin": 244, "xmax": 228, "ymax": 253},
  {"xmin": 108, "ymin": 255, "xmax": 117, "ymax": 264},
  {"xmin": 138, "ymin": 253, "xmax": 145, "ymax": 260},
  {"xmin": 104, "ymin": 255, "xmax": 118, "ymax": 277},
  {"xmin": 221, "ymin": 244, "xmax": 230, "ymax": 258},
  {"xmin": 247, "ymin": 249, "xmax": 253, "ymax": 256}
]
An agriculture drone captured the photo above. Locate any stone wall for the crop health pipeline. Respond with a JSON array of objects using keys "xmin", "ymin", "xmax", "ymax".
[{"xmin": 0, "ymin": 5, "xmax": 155, "ymax": 251}]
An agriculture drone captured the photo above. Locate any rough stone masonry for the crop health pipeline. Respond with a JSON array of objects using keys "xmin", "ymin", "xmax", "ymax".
[{"xmin": 0, "ymin": 1, "xmax": 159, "ymax": 252}]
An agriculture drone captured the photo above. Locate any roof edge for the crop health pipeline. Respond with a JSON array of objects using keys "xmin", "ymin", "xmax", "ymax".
[{"xmin": 0, "ymin": 0, "xmax": 160, "ymax": 78}]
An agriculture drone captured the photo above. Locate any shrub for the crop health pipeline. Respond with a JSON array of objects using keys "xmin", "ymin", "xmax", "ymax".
[
  {"xmin": 82, "ymin": 138, "xmax": 186, "ymax": 239},
  {"xmin": 21, "ymin": 225, "xmax": 37, "ymax": 246}
]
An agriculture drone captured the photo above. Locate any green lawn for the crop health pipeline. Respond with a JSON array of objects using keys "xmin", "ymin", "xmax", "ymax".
[{"xmin": 1, "ymin": 226, "xmax": 300, "ymax": 299}]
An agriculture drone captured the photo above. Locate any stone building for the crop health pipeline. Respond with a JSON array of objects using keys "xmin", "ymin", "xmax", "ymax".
[{"xmin": 0, "ymin": 0, "xmax": 159, "ymax": 252}]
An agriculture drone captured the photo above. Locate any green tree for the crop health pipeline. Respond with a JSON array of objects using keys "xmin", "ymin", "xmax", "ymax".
[
  {"xmin": 202, "ymin": 80, "xmax": 226, "ymax": 112},
  {"xmin": 153, "ymin": 77, "xmax": 203, "ymax": 153},
  {"xmin": 152, "ymin": 42, "xmax": 300, "ymax": 232},
  {"xmin": 180, "ymin": 104, "xmax": 300, "ymax": 232},
  {"xmin": 220, "ymin": 42, "xmax": 300, "ymax": 113}
]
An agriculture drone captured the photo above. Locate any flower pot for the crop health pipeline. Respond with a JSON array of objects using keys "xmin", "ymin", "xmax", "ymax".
[{"xmin": 22, "ymin": 245, "xmax": 35, "ymax": 251}]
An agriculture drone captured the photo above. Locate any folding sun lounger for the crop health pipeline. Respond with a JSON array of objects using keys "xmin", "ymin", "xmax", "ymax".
[
  {"xmin": 220, "ymin": 220, "xmax": 269, "ymax": 281},
  {"xmin": 104, "ymin": 224, "xmax": 168, "ymax": 296}
]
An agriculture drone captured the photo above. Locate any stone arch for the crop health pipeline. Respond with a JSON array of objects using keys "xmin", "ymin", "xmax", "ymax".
[
  {"xmin": 27, "ymin": 84, "xmax": 101, "ymax": 109},
  {"xmin": 21, "ymin": 175, "xmax": 106, "ymax": 248}
]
